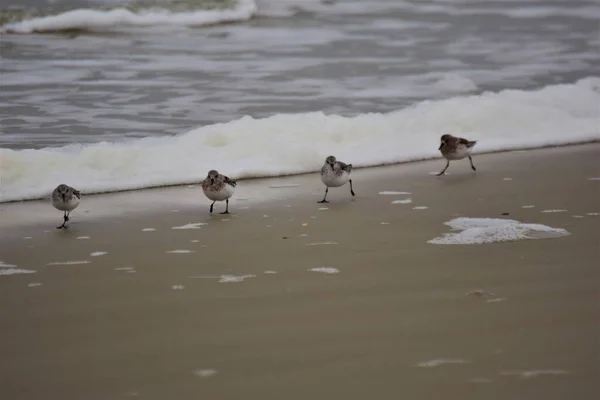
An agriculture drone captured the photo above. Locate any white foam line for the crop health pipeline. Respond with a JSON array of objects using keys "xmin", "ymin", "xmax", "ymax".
[
  {"xmin": 501, "ymin": 370, "xmax": 569, "ymax": 379},
  {"xmin": 166, "ymin": 250, "xmax": 195, "ymax": 254},
  {"xmin": 0, "ymin": 261, "xmax": 17, "ymax": 268},
  {"xmin": 114, "ymin": 267, "xmax": 134, "ymax": 271},
  {"xmin": 194, "ymin": 369, "xmax": 218, "ymax": 378},
  {"xmin": 142, "ymin": 228, "xmax": 156, "ymax": 232},
  {"xmin": 541, "ymin": 209, "xmax": 567, "ymax": 213},
  {"xmin": 0, "ymin": 268, "xmax": 36, "ymax": 275},
  {"xmin": 413, "ymin": 206, "xmax": 428, "ymax": 210},
  {"xmin": 305, "ymin": 242, "xmax": 338, "ymax": 246},
  {"xmin": 318, "ymin": 207, "xmax": 329, "ymax": 211},
  {"xmin": 522, "ymin": 205, "xmax": 535, "ymax": 208},
  {"xmin": 171, "ymin": 223, "xmax": 207, "ymax": 230},
  {"xmin": 171, "ymin": 285, "xmax": 185, "ymax": 290},
  {"xmin": 392, "ymin": 199, "xmax": 412, "ymax": 204},
  {"xmin": 47, "ymin": 261, "xmax": 91, "ymax": 266},
  {"xmin": 76, "ymin": 236, "xmax": 90, "ymax": 239},
  {"xmin": 416, "ymin": 359, "xmax": 470, "ymax": 368},
  {"xmin": 587, "ymin": 177, "xmax": 600, "ymax": 181},
  {"xmin": 586, "ymin": 212, "xmax": 599, "ymax": 216},
  {"xmin": 218, "ymin": 274, "xmax": 256, "ymax": 283},
  {"xmin": 264, "ymin": 271, "xmax": 277, "ymax": 274},
  {"xmin": 90, "ymin": 251, "xmax": 107, "ymax": 257},
  {"xmin": 27, "ymin": 282, "xmax": 42, "ymax": 287},
  {"xmin": 379, "ymin": 191, "xmax": 412, "ymax": 195},
  {"xmin": 308, "ymin": 267, "xmax": 339, "ymax": 274}
]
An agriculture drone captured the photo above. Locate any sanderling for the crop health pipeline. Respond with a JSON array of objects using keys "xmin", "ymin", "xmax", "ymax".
[
  {"xmin": 202, "ymin": 170, "xmax": 237, "ymax": 214},
  {"xmin": 51, "ymin": 184, "xmax": 81, "ymax": 229},
  {"xmin": 437, "ymin": 134, "xmax": 477, "ymax": 176},
  {"xmin": 318, "ymin": 156, "xmax": 355, "ymax": 203}
]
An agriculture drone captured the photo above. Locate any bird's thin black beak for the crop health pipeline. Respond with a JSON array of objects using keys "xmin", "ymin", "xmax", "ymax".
[
  {"xmin": 438, "ymin": 143, "xmax": 443, "ymax": 150},
  {"xmin": 210, "ymin": 178, "xmax": 214, "ymax": 184}
]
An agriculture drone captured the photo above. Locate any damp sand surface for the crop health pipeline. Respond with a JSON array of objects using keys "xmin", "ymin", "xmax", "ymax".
[{"xmin": 0, "ymin": 144, "xmax": 599, "ymax": 399}]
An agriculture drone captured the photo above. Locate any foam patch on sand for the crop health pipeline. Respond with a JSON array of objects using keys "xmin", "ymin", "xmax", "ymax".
[
  {"xmin": 522, "ymin": 205, "xmax": 535, "ymax": 208},
  {"xmin": 413, "ymin": 206, "xmax": 428, "ymax": 210},
  {"xmin": 142, "ymin": 228, "xmax": 156, "ymax": 232},
  {"xmin": 587, "ymin": 177, "xmax": 600, "ymax": 181},
  {"xmin": 1, "ymin": 267, "xmax": 36, "ymax": 275},
  {"xmin": 541, "ymin": 209, "xmax": 567, "ymax": 213},
  {"xmin": 47, "ymin": 260, "xmax": 91, "ymax": 266},
  {"xmin": 166, "ymin": 250, "xmax": 195, "ymax": 254},
  {"xmin": 171, "ymin": 285, "xmax": 185, "ymax": 290},
  {"xmin": 194, "ymin": 369, "xmax": 218, "ymax": 378},
  {"xmin": 379, "ymin": 191, "xmax": 412, "ymax": 195},
  {"xmin": 264, "ymin": 271, "xmax": 277, "ymax": 274},
  {"xmin": 305, "ymin": 242, "xmax": 338, "ymax": 246},
  {"xmin": 171, "ymin": 223, "xmax": 207, "ymax": 230},
  {"xmin": 0, "ymin": 261, "xmax": 17, "ymax": 268},
  {"xmin": 309, "ymin": 267, "xmax": 339, "ymax": 274},
  {"xmin": 90, "ymin": 251, "xmax": 107, "ymax": 257},
  {"xmin": 218, "ymin": 274, "xmax": 256, "ymax": 283},
  {"xmin": 428, "ymin": 217, "xmax": 570, "ymax": 245},
  {"xmin": 392, "ymin": 199, "xmax": 412, "ymax": 204},
  {"xmin": 501, "ymin": 370, "xmax": 569, "ymax": 379},
  {"xmin": 416, "ymin": 359, "xmax": 470, "ymax": 367},
  {"xmin": 76, "ymin": 236, "xmax": 90, "ymax": 240},
  {"xmin": 27, "ymin": 282, "xmax": 42, "ymax": 287}
]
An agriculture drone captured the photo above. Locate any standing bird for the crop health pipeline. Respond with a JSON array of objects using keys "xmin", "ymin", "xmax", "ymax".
[
  {"xmin": 51, "ymin": 184, "xmax": 81, "ymax": 229},
  {"xmin": 202, "ymin": 170, "xmax": 236, "ymax": 214},
  {"xmin": 437, "ymin": 134, "xmax": 477, "ymax": 176},
  {"xmin": 318, "ymin": 155, "xmax": 355, "ymax": 203}
]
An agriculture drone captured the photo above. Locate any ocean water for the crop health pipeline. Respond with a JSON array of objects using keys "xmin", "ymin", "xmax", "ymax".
[{"xmin": 1, "ymin": 0, "xmax": 599, "ymax": 202}]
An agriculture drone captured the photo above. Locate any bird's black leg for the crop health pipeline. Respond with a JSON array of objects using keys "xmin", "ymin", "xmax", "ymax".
[
  {"xmin": 469, "ymin": 156, "xmax": 476, "ymax": 172},
  {"xmin": 56, "ymin": 211, "xmax": 68, "ymax": 229},
  {"xmin": 209, "ymin": 201, "xmax": 215, "ymax": 214},
  {"xmin": 349, "ymin": 179, "xmax": 355, "ymax": 196},
  {"xmin": 436, "ymin": 161, "xmax": 450, "ymax": 176},
  {"xmin": 318, "ymin": 187, "xmax": 330, "ymax": 203},
  {"xmin": 220, "ymin": 199, "xmax": 230, "ymax": 214}
]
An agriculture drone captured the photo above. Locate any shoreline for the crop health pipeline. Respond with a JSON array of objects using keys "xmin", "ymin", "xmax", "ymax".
[{"xmin": 2, "ymin": 139, "xmax": 599, "ymax": 205}]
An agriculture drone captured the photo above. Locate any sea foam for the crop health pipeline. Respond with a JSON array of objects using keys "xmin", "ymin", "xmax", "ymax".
[
  {"xmin": 1, "ymin": 0, "xmax": 258, "ymax": 34},
  {"xmin": 428, "ymin": 218, "xmax": 570, "ymax": 245},
  {"xmin": 1, "ymin": 78, "xmax": 599, "ymax": 203}
]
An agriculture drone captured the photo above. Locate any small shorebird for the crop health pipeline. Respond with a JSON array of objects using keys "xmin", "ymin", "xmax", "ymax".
[
  {"xmin": 318, "ymin": 155, "xmax": 355, "ymax": 203},
  {"xmin": 202, "ymin": 170, "xmax": 237, "ymax": 214},
  {"xmin": 51, "ymin": 184, "xmax": 81, "ymax": 229},
  {"xmin": 437, "ymin": 134, "xmax": 477, "ymax": 176}
]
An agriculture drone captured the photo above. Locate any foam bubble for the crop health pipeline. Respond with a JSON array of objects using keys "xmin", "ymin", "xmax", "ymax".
[
  {"xmin": 166, "ymin": 250, "xmax": 194, "ymax": 254},
  {"xmin": 171, "ymin": 285, "xmax": 185, "ymax": 290},
  {"xmin": 27, "ymin": 282, "xmax": 42, "ymax": 287},
  {"xmin": 413, "ymin": 206, "xmax": 428, "ymax": 210},
  {"xmin": 90, "ymin": 251, "xmax": 107, "ymax": 257},
  {"xmin": 392, "ymin": 199, "xmax": 412, "ymax": 204},
  {"xmin": 171, "ymin": 223, "xmax": 207, "ymax": 230},
  {"xmin": 416, "ymin": 359, "xmax": 470, "ymax": 368},
  {"xmin": 0, "ymin": 268, "xmax": 36, "ymax": 276},
  {"xmin": 379, "ymin": 191, "xmax": 412, "ymax": 195},
  {"xmin": 309, "ymin": 267, "xmax": 339, "ymax": 274},
  {"xmin": 76, "ymin": 236, "xmax": 90, "ymax": 240},
  {"xmin": 47, "ymin": 260, "xmax": 91, "ymax": 266},
  {"xmin": 264, "ymin": 271, "xmax": 277, "ymax": 274},
  {"xmin": 305, "ymin": 242, "xmax": 338, "ymax": 246},
  {"xmin": 522, "ymin": 205, "xmax": 535, "ymax": 208},
  {"xmin": 218, "ymin": 274, "xmax": 256, "ymax": 283},
  {"xmin": 142, "ymin": 228, "xmax": 156, "ymax": 232},
  {"xmin": 428, "ymin": 217, "xmax": 570, "ymax": 245},
  {"xmin": 194, "ymin": 369, "xmax": 218, "ymax": 378},
  {"xmin": 501, "ymin": 370, "xmax": 569, "ymax": 379},
  {"xmin": 541, "ymin": 209, "xmax": 568, "ymax": 213}
]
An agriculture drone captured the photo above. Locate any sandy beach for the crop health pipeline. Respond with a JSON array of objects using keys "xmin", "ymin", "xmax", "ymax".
[{"xmin": 0, "ymin": 143, "xmax": 599, "ymax": 400}]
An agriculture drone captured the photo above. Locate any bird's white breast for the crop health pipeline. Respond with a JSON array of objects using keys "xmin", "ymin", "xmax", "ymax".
[
  {"xmin": 52, "ymin": 196, "xmax": 80, "ymax": 212},
  {"xmin": 203, "ymin": 184, "xmax": 235, "ymax": 201},
  {"xmin": 445, "ymin": 146, "xmax": 473, "ymax": 160},
  {"xmin": 321, "ymin": 171, "xmax": 350, "ymax": 187}
]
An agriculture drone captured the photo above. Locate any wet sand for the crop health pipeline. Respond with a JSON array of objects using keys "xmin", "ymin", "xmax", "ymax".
[{"xmin": 1, "ymin": 144, "xmax": 599, "ymax": 400}]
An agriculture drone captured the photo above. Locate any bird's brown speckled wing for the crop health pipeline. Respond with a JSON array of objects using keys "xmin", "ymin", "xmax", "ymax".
[
  {"xmin": 223, "ymin": 176, "xmax": 237, "ymax": 187},
  {"xmin": 459, "ymin": 138, "xmax": 477, "ymax": 148}
]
